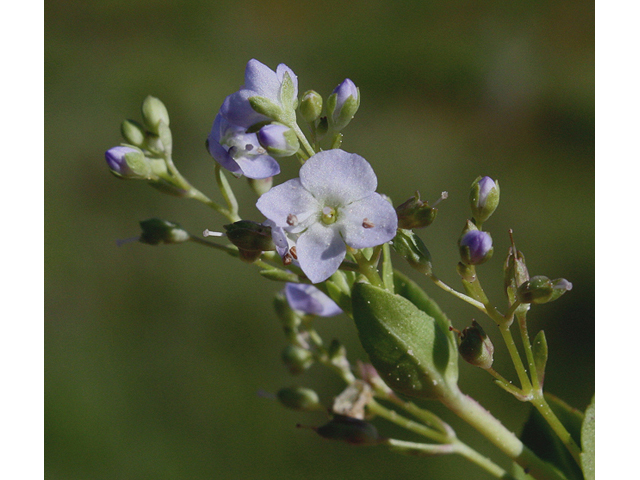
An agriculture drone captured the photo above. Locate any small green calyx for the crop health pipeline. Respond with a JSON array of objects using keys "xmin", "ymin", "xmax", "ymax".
[
  {"xmin": 456, "ymin": 320, "xmax": 494, "ymax": 370},
  {"xmin": 223, "ymin": 220, "xmax": 276, "ymax": 252},
  {"xmin": 395, "ymin": 192, "xmax": 438, "ymax": 229},
  {"xmin": 300, "ymin": 90, "xmax": 323, "ymax": 123},
  {"xmin": 314, "ymin": 414, "xmax": 383, "ymax": 446},
  {"xmin": 351, "ymin": 280, "xmax": 458, "ymax": 400},
  {"xmin": 392, "ymin": 229, "xmax": 432, "ymax": 275}
]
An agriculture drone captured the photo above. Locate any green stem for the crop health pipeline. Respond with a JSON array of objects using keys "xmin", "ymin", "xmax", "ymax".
[
  {"xmin": 428, "ymin": 274, "xmax": 488, "ymax": 313},
  {"xmin": 291, "ymin": 123, "xmax": 316, "ymax": 158},
  {"xmin": 371, "ymin": 401, "xmax": 515, "ymax": 479},
  {"xmin": 499, "ymin": 323, "xmax": 534, "ymax": 395},
  {"xmin": 353, "ymin": 250, "xmax": 384, "ymax": 288},
  {"xmin": 441, "ymin": 387, "xmax": 567, "ymax": 480},
  {"xmin": 214, "ymin": 164, "xmax": 240, "ymax": 221},
  {"xmin": 516, "ymin": 310, "xmax": 541, "ymax": 391},
  {"xmin": 531, "ymin": 393, "xmax": 582, "ymax": 466}
]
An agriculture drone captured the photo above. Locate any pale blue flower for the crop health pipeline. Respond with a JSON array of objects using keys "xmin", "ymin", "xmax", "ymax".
[
  {"xmin": 207, "ymin": 113, "xmax": 280, "ymax": 179},
  {"xmin": 220, "ymin": 59, "xmax": 298, "ymax": 129},
  {"xmin": 257, "ymin": 150, "xmax": 398, "ymax": 283},
  {"xmin": 284, "ymin": 283, "xmax": 342, "ymax": 317}
]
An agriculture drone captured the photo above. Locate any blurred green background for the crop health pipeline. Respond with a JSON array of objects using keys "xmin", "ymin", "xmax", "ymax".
[{"xmin": 46, "ymin": 1, "xmax": 593, "ymax": 479}]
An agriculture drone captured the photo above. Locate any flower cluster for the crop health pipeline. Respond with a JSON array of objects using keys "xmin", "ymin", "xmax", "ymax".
[{"xmin": 207, "ymin": 59, "xmax": 300, "ymax": 179}]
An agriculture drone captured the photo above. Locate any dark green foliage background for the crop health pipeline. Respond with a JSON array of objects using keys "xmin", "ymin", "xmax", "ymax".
[{"xmin": 46, "ymin": 1, "xmax": 594, "ymax": 479}]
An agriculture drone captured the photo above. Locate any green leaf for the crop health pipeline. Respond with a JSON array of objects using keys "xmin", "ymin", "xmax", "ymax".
[
  {"xmin": 581, "ymin": 396, "xmax": 595, "ymax": 480},
  {"xmin": 393, "ymin": 270, "xmax": 454, "ymax": 344},
  {"xmin": 532, "ymin": 330, "xmax": 549, "ymax": 386},
  {"xmin": 351, "ymin": 281, "xmax": 458, "ymax": 400},
  {"xmin": 520, "ymin": 393, "xmax": 585, "ymax": 480},
  {"xmin": 248, "ymin": 96, "xmax": 285, "ymax": 122}
]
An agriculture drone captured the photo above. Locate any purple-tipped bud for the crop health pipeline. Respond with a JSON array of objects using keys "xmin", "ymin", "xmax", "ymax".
[
  {"xmin": 257, "ymin": 123, "xmax": 299, "ymax": 157},
  {"xmin": 105, "ymin": 146, "xmax": 151, "ymax": 179},
  {"xmin": 470, "ymin": 176, "xmax": 500, "ymax": 224},
  {"xmin": 459, "ymin": 230, "xmax": 494, "ymax": 265},
  {"xmin": 517, "ymin": 276, "xmax": 573, "ymax": 304},
  {"xmin": 284, "ymin": 283, "xmax": 342, "ymax": 317},
  {"xmin": 328, "ymin": 79, "xmax": 360, "ymax": 131}
]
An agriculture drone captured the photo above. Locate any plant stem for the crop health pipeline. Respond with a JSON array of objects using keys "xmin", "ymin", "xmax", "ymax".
[
  {"xmin": 531, "ymin": 393, "xmax": 582, "ymax": 466},
  {"xmin": 498, "ymin": 324, "xmax": 533, "ymax": 395},
  {"xmin": 428, "ymin": 273, "xmax": 488, "ymax": 312},
  {"xmin": 291, "ymin": 123, "xmax": 316, "ymax": 158},
  {"xmin": 371, "ymin": 401, "xmax": 516, "ymax": 479},
  {"xmin": 441, "ymin": 387, "xmax": 567, "ymax": 480}
]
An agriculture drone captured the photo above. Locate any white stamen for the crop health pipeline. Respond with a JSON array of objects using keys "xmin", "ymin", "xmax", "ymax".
[{"xmin": 203, "ymin": 229, "xmax": 225, "ymax": 237}]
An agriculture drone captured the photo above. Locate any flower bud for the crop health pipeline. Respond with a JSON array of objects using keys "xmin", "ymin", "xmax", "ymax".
[
  {"xmin": 459, "ymin": 226, "xmax": 493, "ymax": 265},
  {"xmin": 277, "ymin": 386, "xmax": 322, "ymax": 411},
  {"xmin": 327, "ymin": 79, "xmax": 360, "ymax": 131},
  {"xmin": 315, "ymin": 414, "xmax": 382, "ymax": 446},
  {"xmin": 395, "ymin": 192, "xmax": 438, "ymax": 229},
  {"xmin": 257, "ymin": 123, "xmax": 300, "ymax": 157},
  {"xmin": 299, "ymin": 90, "xmax": 323, "ymax": 124},
  {"xmin": 141, "ymin": 96, "xmax": 170, "ymax": 134},
  {"xmin": 504, "ymin": 244, "xmax": 530, "ymax": 302},
  {"xmin": 223, "ymin": 221, "xmax": 276, "ymax": 252},
  {"xmin": 138, "ymin": 218, "xmax": 190, "ymax": 245},
  {"xmin": 456, "ymin": 320, "xmax": 494, "ymax": 370},
  {"xmin": 120, "ymin": 119, "xmax": 146, "ymax": 147},
  {"xmin": 247, "ymin": 177, "xmax": 273, "ymax": 196},
  {"xmin": 469, "ymin": 176, "xmax": 500, "ymax": 224},
  {"xmin": 517, "ymin": 276, "xmax": 573, "ymax": 304},
  {"xmin": 105, "ymin": 146, "xmax": 153, "ymax": 180},
  {"xmin": 392, "ymin": 229, "xmax": 432, "ymax": 275},
  {"xmin": 281, "ymin": 344, "xmax": 313, "ymax": 375}
]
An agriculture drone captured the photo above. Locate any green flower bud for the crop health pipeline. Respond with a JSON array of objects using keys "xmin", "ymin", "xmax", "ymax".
[
  {"xmin": 300, "ymin": 90, "xmax": 323, "ymax": 124},
  {"xmin": 277, "ymin": 386, "xmax": 322, "ymax": 411},
  {"xmin": 138, "ymin": 218, "xmax": 190, "ymax": 245},
  {"xmin": 469, "ymin": 176, "xmax": 500, "ymax": 225},
  {"xmin": 315, "ymin": 414, "xmax": 382, "ymax": 446},
  {"xmin": 392, "ymin": 229, "xmax": 432, "ymax": 275},
  {"xmin": 223, "ymin": 221, "xmax": 276, "ymax": 252},
  {"xmin": 281, "ymin": 344, "xmax": 313, "ymax": 375},
  {"xmin": 456, "ymin": 320, "xmax": 494, "ymax": 370},
  {"xmin": 120, "ymin": 119, "xmax": 146, "ymax": 147},
  {"xmin": 517, "ymin": 276, "xmax": 573, "ymax": 304},
  {"xmin": 141, "ymin": 96, "xmax": 170, "ymax": 135},
  {"xmin": 395, "ymin": 192, "xmax": 438, "ymax": 229}
]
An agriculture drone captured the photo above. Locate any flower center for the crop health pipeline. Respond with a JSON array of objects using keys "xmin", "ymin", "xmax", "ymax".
[{"xmin": 321, "ymin": 206, "xmax": 338, "ymax": 225}]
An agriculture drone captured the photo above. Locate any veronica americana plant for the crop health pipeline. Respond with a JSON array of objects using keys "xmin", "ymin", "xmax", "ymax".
[{"xmin": 105, "ymin": 59, "xmax": 594, "ymax": 480}]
